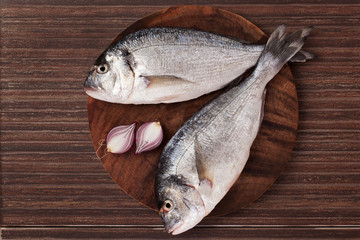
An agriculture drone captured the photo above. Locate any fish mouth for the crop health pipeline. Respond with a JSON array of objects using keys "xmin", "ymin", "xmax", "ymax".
[
  {"xmin": 84, "ymin": 75, "xmax": 100, "ymax": 93},
  {"xmin": 84, "ymin": 86, "xmax": 105, "ymax": 102},
  {"xmin": 166, "ymin": 221, "xmax": 183, "ymax": 235}
]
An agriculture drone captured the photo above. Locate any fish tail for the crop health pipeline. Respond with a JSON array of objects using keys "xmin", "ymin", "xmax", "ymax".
[
  {"xmin": 289, "ymin": 49, "xmax": 316, "ymax": 63},
  {"xmin": 244, "ymin": 25, "xmax": 312, "ymax": 89},
  {"xmin": 263, "ymin": 25, "xmax": 313, "ymax": 72}
]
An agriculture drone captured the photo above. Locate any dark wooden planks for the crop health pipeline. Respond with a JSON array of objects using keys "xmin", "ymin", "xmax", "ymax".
[
  {"xmin": 2, "ymin": 227, "xmax": 360, "ymax": 239},
  {"xmin": 1, "ymin": 0, "xmax": 360, "ymax": 239},
  {"xmin": 3, "ymin": 0, "xmax": 360, "ymax": 5}
]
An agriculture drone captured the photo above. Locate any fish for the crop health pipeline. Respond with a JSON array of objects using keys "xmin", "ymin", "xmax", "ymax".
[
  {"xmin": 84, "ymin": 27, "xmax": 314, "ymax": 104},
  {"xmin": 155, "ymin": 25, "xmax": 313, "ymax": 235}
]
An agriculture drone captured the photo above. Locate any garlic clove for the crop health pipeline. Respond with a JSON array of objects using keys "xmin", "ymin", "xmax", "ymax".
[
  {"xmin": 106, "ymin": 123, "xmax": 136, "ymax": 154},
  {"xmin": 135, "ymin": 121, "xmax": 163, "ymax": 154}
]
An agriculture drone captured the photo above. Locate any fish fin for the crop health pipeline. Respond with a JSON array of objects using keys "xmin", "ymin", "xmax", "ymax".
[
  {"xmin": 194, "ymin": 135, "xmax": 214, "ymax": 188},
  {"xmin": 260, "ymin": 25, "xmax": 313, "ymax": 75},
  {"xmin": 289, "ymin": 49, "xmax": 316, "ymax": 63},
  {"xmin": 144, "ymin": 75, "xmax": 194, "ymax": 89}
]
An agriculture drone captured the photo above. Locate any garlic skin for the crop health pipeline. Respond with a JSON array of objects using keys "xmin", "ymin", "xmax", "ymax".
[
  {"xmin": 106, "ymin": 123, "xmax": 136, "ymax": 154},
  {"xmin": 135, "ymin": 121, "xmax": 163, "ymax": 154}
]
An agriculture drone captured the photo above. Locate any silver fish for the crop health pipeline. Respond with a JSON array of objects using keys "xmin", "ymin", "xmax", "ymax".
[
  {"xmin": 84, "ymin": 27, "xmax": 313, "ymax": 104},
  {"xmin": 155, "ymin": 25, "xmax": 312, "ymax": 235}
]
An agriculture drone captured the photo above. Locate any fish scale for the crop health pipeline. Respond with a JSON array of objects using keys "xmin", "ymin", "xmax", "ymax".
[
  {"xmin": 155, "ymin": 25, "xmax": 313, "ymax": 235},
  {"xmin": 84, "ymin": 27, "xmax": 313, "ymax": 104},
  {"xmin": 84, "ymin": 27, "xmax": 315, "ymax": 104}
]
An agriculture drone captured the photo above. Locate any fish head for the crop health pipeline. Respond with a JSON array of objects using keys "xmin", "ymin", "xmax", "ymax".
[
  {"xmin": 157, "ymin": 176, "xmax": 206, "ymax": 235},
  {"xmin": 84, "ymin": 51, "xmax": 134, "ymax": 103}
]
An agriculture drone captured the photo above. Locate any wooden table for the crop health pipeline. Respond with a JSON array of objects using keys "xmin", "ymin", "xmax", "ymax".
[{"xmin": 1, "ymin": 1, "xmax": 359, "ymax": 239}]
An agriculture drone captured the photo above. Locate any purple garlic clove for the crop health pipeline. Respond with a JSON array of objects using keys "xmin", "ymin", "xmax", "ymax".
[
  {"xmin": 135, "ymin": 121, "xmax": 163, "ymax": 154},
  {"xmin": 106, "ymin": 123, "xmax": 136, "ymax": 154}
]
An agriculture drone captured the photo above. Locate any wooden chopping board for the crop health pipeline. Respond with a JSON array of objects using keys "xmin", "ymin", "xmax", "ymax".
[{"xmin": 87, "ymin": 5, "xmax": 298, "ymax": 217}]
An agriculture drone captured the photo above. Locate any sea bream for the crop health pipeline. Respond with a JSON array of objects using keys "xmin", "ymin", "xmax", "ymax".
[
  {"xmin": 155, "ymin": 25, "xmax": 313, "ymax": 235},
  {"xmin": 84, "ymin": 27, "xmax": 313, "ymax": 104}
]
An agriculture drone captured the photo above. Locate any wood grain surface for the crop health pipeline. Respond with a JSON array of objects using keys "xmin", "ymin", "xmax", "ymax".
[
  {"xmin": 1, "ymin": 0, "xmax": 359, "ymax": 239},
  {"xmin": 88, "ymin": 5, "xmax": 298, "ymax": 216}
]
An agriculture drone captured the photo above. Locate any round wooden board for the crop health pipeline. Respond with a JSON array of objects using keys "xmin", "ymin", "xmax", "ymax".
[{"xmin": 87, "ymin": 6, "xmax": 298, "ymax": 217}]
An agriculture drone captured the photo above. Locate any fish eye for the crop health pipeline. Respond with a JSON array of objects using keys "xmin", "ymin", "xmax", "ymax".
[
  {"xmin": 163, "ymin": 200, "xmax": 173, "ymax": 212},
  {"xmin": 96, "ymin": 64, "xmax": 108, "ymax": 74}
]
